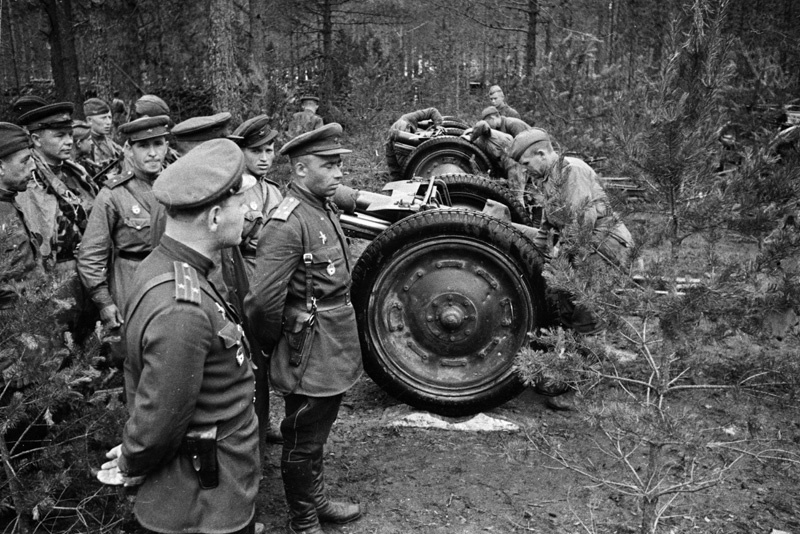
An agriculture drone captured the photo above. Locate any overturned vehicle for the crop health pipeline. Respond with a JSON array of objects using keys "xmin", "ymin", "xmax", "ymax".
[{"xmin": 334, "ymin": 174, "xmax": 551, "ymax": 417}]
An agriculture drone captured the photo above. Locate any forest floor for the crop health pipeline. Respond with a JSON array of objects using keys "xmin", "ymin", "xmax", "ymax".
[{"xmin": 253, "ymin": 376, "xmax": 800, "ymax": 534}]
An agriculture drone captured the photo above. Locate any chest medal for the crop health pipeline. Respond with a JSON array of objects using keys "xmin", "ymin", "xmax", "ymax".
[
  {"xmin": 319, "ymin": 231, "xmax": 327, "ymax": 244},
  {"xmin": 326, "ymin": 260, "xmax": 336, "ymax": 276},
  {"xmin": 131, "ymin": 205, "xmax": 141, "ymax": 215}
]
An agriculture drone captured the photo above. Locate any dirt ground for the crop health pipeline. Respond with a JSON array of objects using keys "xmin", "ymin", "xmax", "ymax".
[{"xmin": 254, "ymin": 376, "xmax": 800, "ymax": 534}]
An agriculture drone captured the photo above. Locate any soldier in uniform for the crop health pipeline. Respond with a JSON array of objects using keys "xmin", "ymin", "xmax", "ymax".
[
  {"xmin": 488, "ymin": 85, "xmax": 521, "ymax": 119},
  {"xmin": 130, "ymin": 94, "xmax": 171, "ymax": 120},
  {"xmin": 84, "ymin": 97, "xmax": 124, "ymax": 179},
  {"xmin": 96, "ymin": 139, "xmax": 260, "ymax": 534},
  {"xmin": 71, "ymin": 120, "xmax": 102, "ymax": 181},
  {"xmin": 469, "ymin": 106, "xmax": 533, "ymax": 204},
  {"xmin": 288, "ymin": 95, "xmax": 324, "ymax": 139},
  {"xmin": 230, "ymin": 114, "xmax": 285, "ymax": 449},
  {"xmin": 509, "ymin": 128, "xmax": 634, "ymax": 409},
  {"xmin": 385, "ymin": 107, "xmax": 444, "ymax": 180},
  {"xmin": 77, "ymin": 116, "xmax": 170, "ymax": 363},
  {"xmin": 0, "ymin": 122, "xmax": 38, "ymax": 308},
  {"xmin": 10, "ymin": 95, "xmax": 47, "ymax": 125},
  {"xmin": 16, "ymin": 102, "xmax": 99, "ymax": 342},
  {"xmin": 245, "ymin": 123, "xmax": 363, "ymax": 534}
]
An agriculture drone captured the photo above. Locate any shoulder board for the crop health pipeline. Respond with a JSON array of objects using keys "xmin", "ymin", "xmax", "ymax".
[
  {"xmin": 173, "ymin": 261, "xmax": 202, "ymax": 305},
  {"xmin": 104, "ymin": 170, "xmax": 136, "ymax": 189},
  {"xmin": 271, "ymin": 196, "xmax": 301, "ymax": 221}
]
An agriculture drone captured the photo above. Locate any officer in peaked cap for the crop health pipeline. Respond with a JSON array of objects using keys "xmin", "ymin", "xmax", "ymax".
[
  {"xmin": 16, "ymin": 101, "xmax": 99, "ymax": 343},
  {"xmin": 83, "ymin": 97, "xmax": 123, "ymax": 178},
  {"xmin": 97, "ymin": 137, "xmax": 261, "ymax": 534},
  {"xmin": 172, "ymin": 112, "xmax": 233, "ymax": 156},
  {"xmin": 246, "ymin": 122, "xmax": 363, "ymax": 533},
  {"xmin": 231, "ymin": 114, "xmax": 285, "ymax": 450},
  {"xmin": 78, "ymin": 115, "xmax": 172, "ymax": 362}
]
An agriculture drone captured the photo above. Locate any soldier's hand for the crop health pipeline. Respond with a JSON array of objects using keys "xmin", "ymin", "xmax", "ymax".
[
  {"xmin": 96, "ymin": 444, "xmax": 145, "ymax": 487},
  {"xmin": 100, "ymin": 304, "xmax": 124, "ymax": 329}
]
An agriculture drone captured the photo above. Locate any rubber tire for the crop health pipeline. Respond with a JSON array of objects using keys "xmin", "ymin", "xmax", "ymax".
[
  {"xmin": 442, "ymin": 116, "xmax": 471, "ymax": 130},
  {"xmin": 352, "ymin": 209, "xmax": 548, "ymax": 416},
  {"xmin": 402, "ymin": 136, "xmax": 494, "ymax": 180},
  {"xmin": 435, "ymin": 173, "xmax": 535, "ymax": 227}
]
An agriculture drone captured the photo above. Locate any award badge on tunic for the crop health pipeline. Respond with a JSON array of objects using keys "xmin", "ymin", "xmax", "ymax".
[
  {"xmin": 327, "ymin": 259, "xmax": 336, "ymax": 276},
  {"xmin": 250, "ymin": 201, "xmax": 258, "ymax": 210},
  {"xmin": 236, "ymin": 346, "xmax": 245, "ymax": 366},
  {"xmin": 319, "ymin": 231, "xmax": 327, "ymax": 244},
  {"xmin": 131, "ymin": 205, "xmax": 141, "ymax": 215}
]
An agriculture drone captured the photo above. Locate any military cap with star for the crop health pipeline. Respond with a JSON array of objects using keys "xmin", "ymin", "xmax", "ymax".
[
  {"xmin": 279, "ymin": 122, "xmax": 352, "ymax": 159},
  {"xmin": 507, "ymin": 128, "xmax": 552, "ymax": 162},
  {"xmin": 299, "ymin": 95, "xmax": 319, "ymax": 103},
  {"xmin": 84, "ymin": 97, "xmax": 111, "ymax": 117},
  {"xmin": 0, "ymin": 122, "xmax": 31, "ymax": 159},
  {"xmin": 230, "ymin": 114, "xmax": 278, "ymax": 149},
  {"xmin": 172, "ymin": 112, "xmax": 232, "ymax": 143},
  {"xmin": 118, "ymin": 115, "xmax": 170, "ymax": 143},
  {"xmin": 17, "ymin": 102, "xmax": 74, "ymax": 132},
  {"xmin": 153, "ymin": 138, "xmax": 256, "ymax": 210}
]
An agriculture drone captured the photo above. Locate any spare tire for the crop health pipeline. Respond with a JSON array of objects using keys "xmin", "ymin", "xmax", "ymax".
[
  {"xmin": 352, "ymin": 209, "xmax": 548, "ymax": 416},
  {"xmin": 435, "ymin": 173, "xmax": 535, "ymax": 226},
  {"xmin": 402, "ymin": 136, "xmax": 494, "ymax": 180},
  {"xmin": 442, "ymin": 116, "xmax": 471, "ymax": 130}
]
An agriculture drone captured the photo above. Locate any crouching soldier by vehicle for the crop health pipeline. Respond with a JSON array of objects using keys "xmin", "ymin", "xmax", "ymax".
[
  {"xmin": 245, "ymin": 124, "xmax": 364, "ymax": 534},
  {"xmin": 96, "ymin": 139, "xmax": 261, "ymax": 534}
]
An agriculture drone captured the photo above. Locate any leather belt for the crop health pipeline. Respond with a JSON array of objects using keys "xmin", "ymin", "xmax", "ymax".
[{"xmin": 287, "ymin": 292, "xmax": 350, "ymax": 312}]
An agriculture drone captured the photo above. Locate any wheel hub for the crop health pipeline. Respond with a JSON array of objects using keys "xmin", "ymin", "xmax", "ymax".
[{"xmin": 424, "ymin": 292, "xmax": 476, "ymax": 341}]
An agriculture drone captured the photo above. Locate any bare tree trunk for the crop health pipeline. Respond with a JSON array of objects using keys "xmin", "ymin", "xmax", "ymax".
[
  {"xmin": 0, "ymin": 433, "xmax": 31, "ymax": 534},
  {"xmin": 525, "ymin": 0, "xmax": 538, "ymax": 77},
  {"xmin": 208, "ymin": 0, "xmax": 240, "ymax": 118},
  {"xmin": 40, "ymin": 0, "xmax": 82, "ymax": 114},
  {"xmin": 320, "ymin": 0, "xmax": 333, "ymax": 100}
]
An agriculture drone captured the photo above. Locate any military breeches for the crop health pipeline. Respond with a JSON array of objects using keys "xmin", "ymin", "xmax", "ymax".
[{"xmin": 280, "ymin": 393, "xmax": 343, "ymax": 463}]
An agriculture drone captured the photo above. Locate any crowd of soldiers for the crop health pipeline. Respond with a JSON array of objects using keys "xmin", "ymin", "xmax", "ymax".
[{"xmin": 1, "ymin": 84, "xmax": 633, "ymax": 533}]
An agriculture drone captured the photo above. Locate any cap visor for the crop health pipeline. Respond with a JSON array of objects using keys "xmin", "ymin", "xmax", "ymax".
[{"xmin": 313, "ymin": 147, "xmax": 352, "ymax": 156}]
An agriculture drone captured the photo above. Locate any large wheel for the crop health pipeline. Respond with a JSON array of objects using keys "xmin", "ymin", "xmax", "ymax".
[
  {"xmin": 436, "ymin": 173, "xmax": 535, "ymax": 226},
  {"xmin": 352, "ymin": 209, "xmax": 548, "ymax": 416},
  {"xmin": 442, "ymin": 116, "xmax": 471, "ymax": 130},
  {"xmin": 402, "ymin": 136, "xmax": 494, "ymax": 180}
]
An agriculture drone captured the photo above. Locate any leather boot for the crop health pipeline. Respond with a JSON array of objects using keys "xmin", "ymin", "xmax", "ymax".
[
  {"xmin": 281, "ymin": 459, "xmax": 325, "ymax": 534},
  {"xmin": 311, "ymin": 456, "xmax": 362, "ymax": 524}
]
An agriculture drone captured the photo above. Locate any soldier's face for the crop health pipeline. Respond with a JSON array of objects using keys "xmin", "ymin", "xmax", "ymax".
[
  {"xmin": 0, "ymin": 148, "xmax": 35, "ymax": 192},
  {"xmin": 125, "ymin": 137, "xmax": 168, "ymax": 177},
  {"xmin": 210, "ymin": 193, "xmax": 248, "ymax": 247},
  {"xmin": 489, "ymin": 92, "xmax": 505, "ymax": 106},
  {"xmin": 518, "ymin": 145, "xmax": 552, "ymax": 179},
  {"xmin": 299, "ymin": 155, "xmax": 342, "ymax": 198},
  {"xmin": 243, "ymin": 142, "xmax": 275, "ymax": 177},
  {"xmin": 87, "ymin": 112, "xmax": 113, "ymax": 136},
  {"xmin": 32, "ymin": 128, "xmax": 73, "ymax": 164},
  {"xmin": 75, "ymin": 137, "xmax": 93, "ymax": 157},
  {"xmin": 486, "ymin": 114, "xmax": 502, "ymax": 129}
]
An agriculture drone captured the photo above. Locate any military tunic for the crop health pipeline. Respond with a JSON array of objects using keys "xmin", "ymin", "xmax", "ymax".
[
  {"xmin": 77, "ymin": 170, "xmax": 155, "ymax": 313},
  {"xmin": 244, "ymin": 184, "xmax": 363, "ymax": 396},
  {"xmin": 240, "ymin": 173, "xmax": 283, "ymax": 279},
  {"xmin": 119, "ymin": 235, "xmax": 259, "ymax": 534},
  {"xmin": 495, "ymin": 102, "xmax": 521, "ymax": 119},
  {"xmin": 288, "ymin": 110, "xmax": 324, "ymax": 138},
  {"xmin": 536, "ymin": 156, "xmax": 633, "ymax": 265},
  {"xmin": 0, "ymin": 188, "xmax": 38, "ymax": 307},
  {"xmin": 89, "ymin": 133, "xmax": 123, "ymax": 178}
]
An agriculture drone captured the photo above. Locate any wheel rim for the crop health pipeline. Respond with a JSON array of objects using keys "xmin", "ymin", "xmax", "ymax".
[
  {"xmin": 366, "ymin": 236, "xmax": 534, "ymax": 399},
  {"xmin": 413, "ymin": 151, "xmax": 475, "ymax": 178}
]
